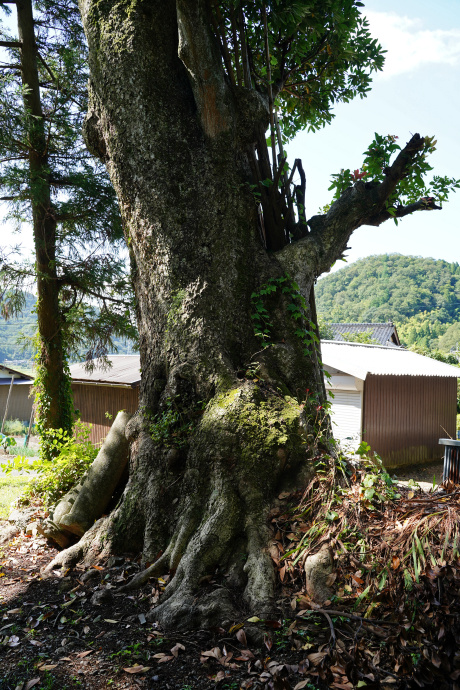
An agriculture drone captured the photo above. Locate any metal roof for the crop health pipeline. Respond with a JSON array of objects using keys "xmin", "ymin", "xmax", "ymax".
[
  {"xmin": 69, "ymin": 355, "xmax": 140, "ymax": 388},
  {"xmin": 321, "ymin": 341, "xmax": 460, "ymax": 380},
  {"xmin": 329, "ymin": 322, "xmax": 400, "ymax": 347}
]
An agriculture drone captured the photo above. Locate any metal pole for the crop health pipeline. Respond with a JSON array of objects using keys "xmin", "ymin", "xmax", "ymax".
[{"xmin": 1, "ymin": 375, "xmax": 16, "ymax": 434}]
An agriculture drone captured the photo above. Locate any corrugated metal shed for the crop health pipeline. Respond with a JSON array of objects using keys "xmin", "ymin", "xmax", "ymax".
[
  {"xmin": 321, "ymin": 341, "xmax": 460, "ymax": 380},
  {"xmin": 330, "ymin": 322, "xmax": 400, "ymax": 347},
  {"xmin": 69, "ymin": 355, "xmax": 140, "ymax": 388}
]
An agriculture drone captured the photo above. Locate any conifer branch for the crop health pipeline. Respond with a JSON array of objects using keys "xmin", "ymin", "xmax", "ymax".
[{"xmin": 0, "ymin": 40, "xmax": 22, "ymax": 48}]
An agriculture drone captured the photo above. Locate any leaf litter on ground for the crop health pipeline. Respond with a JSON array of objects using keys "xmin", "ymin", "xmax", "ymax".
[{"xmin": 1, "ymin": 451, "xmax": 460, "ymax": 688}]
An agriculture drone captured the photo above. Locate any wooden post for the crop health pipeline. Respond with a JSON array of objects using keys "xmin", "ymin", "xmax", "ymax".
[
  {"xmin": 24, "ymin": 403, "xmax": 35, "ymax": 448},
  {"xmin": 1, "ymin": 375, "xmax": 16, "ymax": 434}
]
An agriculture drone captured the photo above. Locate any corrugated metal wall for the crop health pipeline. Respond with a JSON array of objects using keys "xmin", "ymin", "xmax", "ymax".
[
  {"xmin": 0, "ymin": 383, "xmax": 33, "ymax": 422},
  {"xmin": 363, "ymin": 375, "xmax": 457, "ymax": 467},
  {"xmin": 72, "ymin": 384, "xmax": 139, "ymax": 445}
]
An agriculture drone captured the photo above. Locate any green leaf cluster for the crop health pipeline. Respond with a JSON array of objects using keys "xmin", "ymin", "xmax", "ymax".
[
  {"xmin": 327, "ymin": 133, "xmax": 460, "ymax": 221},
  {"xmin": 14, "ymin": 421, "xmax": 97, "ymax": 507},
  {"xmin": 215, "ymin": 1, "xmax": 385, "ymax": 139}
]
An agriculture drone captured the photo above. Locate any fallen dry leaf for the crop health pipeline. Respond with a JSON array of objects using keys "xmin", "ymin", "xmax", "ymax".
[
  {"xmin": 76, "ymin": 650, "xmax": 93, "ymax": 658},
  {"xmin": 200, "ymin": 647, "xmax": 222, "ymax": 660},
  {"xmin": 236, "ymin": 628, "xmax": 247, "ymax": 646},
  {"xmin": 123, "ymin": 665, "xmax": 151, "ymax": 674},
  {"xmin": 170, "ymin": 642, "xmax": 185, "ymax": 657},
  {"xmin": 23, "ymin": 679, "xmax": 41, "ymax": 690},
  {"xmin": 307, "ymin": 651, "xmax": 328, "ymax": 666},
  {"xmin": 151, "ymin": 653, "xmax": 173, "ymax": 663},
  {"xmin": 294, "ymin": 682, "xmax": 313, "ymax": 690},
  {"xmin": 228, "ymin": 622, "xmax": 244, "ymax": 634}
]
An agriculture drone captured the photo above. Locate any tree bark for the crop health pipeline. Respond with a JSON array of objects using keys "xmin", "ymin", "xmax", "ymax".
[{"xmin": 47, "ymin": 0, "xmax": 430, "ymax": 629}]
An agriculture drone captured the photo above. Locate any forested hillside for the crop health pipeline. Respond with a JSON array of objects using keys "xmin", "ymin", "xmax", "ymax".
[
  {"xmin": 0, "ymin": 293, "xmax": 36, "ymax": 362},
  {"xmin": 316, "ymin": 254, "xmax": 460, "ymax": 350},
  {"xmin": 0, "ymin": 293, "xmax": 135, "ymax": 364}
]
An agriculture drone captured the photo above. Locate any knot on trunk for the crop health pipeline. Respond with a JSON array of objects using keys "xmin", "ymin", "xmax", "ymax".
[{"xmin": 83, "ymin": 109, "xmax": 108, "ymax": 162}]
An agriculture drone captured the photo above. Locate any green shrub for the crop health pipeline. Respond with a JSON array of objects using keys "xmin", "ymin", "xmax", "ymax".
[
  {"xmin": 17, "ymin": 423, "xmax": 98, "ymax": 507},
  {"xmin": 3, "ymin": 419, "xmax": 27, "ymax": 436}
]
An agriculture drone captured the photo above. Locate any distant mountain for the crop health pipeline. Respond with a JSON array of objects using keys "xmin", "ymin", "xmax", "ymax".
[
  {"xmin": 0, "ymin": 292, "xmax": 136, "ymax": 364},
  {"xmin": 315, "ymin": 254, "xmax": 460, "ymax": 350}
]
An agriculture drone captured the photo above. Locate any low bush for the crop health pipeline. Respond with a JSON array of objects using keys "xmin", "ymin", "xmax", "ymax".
[
  {"xmin": 6, "ymin": 445, "xmax": 38, "ymax": 457},
  {"xmin": 12, "ymin": 423, "xmax": 98, "ymax": 508},
  {"xmin": 2, "ymin": 419, "xmax": 27, "ymax": 436}
]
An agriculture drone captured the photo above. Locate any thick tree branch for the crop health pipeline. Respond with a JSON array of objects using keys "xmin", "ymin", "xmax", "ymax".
[
  {"xmin": 374, "ymin": 133, "xmax": 425, "ymax": 204},
  {"xmin": 275, "ymin": 133, "xmax": 434, "ymax": 292},
  {"xmin": 0, "ymin": 40, "xmax": 23, "ymax": 48},
  {"xmin": 177, "ymin": 0, "xmax": 233, "ymax": 137}
]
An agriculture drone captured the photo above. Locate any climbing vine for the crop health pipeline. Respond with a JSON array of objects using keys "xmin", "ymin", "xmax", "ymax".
[
  {"xmin": 33, "ymin": 331, "xmax": 75, "ymax": 462},
  {"xmin": 250, "ymin": 275, "xmax": 319, "ymax": 355},
  {"xmin": 147, "ymin": 397, "xmax": 207, "ymax": 449}
]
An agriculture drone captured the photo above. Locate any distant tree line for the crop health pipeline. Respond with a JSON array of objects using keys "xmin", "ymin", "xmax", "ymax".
[{"xmin": 316, "ymin": 254, "xmax": 460, "ymax": 352}]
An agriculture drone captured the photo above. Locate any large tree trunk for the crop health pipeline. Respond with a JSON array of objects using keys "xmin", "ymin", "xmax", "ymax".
[{"xmin": 48, "ymin": 0, "xmax": 428, "ymax": 629}]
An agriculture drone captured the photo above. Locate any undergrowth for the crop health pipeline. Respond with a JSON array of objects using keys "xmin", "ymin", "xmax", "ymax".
[{"xmin": 8, "ymin": 423, "xmax": 98, "ymax": 508}]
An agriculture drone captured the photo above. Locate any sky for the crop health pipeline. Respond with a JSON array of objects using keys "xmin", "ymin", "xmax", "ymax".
[
  {"xmin": 287, "ymin": 0, "xmax": 460, "ymax": 276},
  {"xmin": 1, "ymin": 0, "xmax": 459, "ymax": 276}
]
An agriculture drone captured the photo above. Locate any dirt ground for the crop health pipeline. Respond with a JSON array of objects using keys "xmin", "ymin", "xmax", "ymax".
[
  {"xmin": 1, "ymin": 457, "xmax": 459, "ymax": 689},
  {"xmin": 0, "ymin": 523, "xmax": 337, "ymax": 690},
  {"xmin": 393, "ymin": 460, "xmax": 444, "ymax": 492}
]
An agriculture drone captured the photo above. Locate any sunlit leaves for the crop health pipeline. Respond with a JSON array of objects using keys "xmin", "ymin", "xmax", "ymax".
[{"xmin": 214, "ymin": 1, "xmax": 385, "ymax": 139}]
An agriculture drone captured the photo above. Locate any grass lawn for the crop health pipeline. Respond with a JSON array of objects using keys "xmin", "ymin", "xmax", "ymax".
[{"xmin": 0, "ymin": 475, "xmax": 30, "ymax": 518}]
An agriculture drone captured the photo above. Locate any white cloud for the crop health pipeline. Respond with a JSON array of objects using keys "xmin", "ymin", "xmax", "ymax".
[{"xmin": 365, "ymin": 11, "xmax": 460, "ymax": 77}]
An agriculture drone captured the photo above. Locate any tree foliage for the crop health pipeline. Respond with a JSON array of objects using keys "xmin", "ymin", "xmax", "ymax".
[
  {"xmin": 0, "ymin": 0, "xmax": 136, "ymax": 450},
  {"xmin": 0, "ymin": 0, "xmax": 135, "ymax": 358}
]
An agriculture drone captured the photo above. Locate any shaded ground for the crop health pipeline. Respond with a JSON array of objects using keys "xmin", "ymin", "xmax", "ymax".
[
  {"xmin": 1, "ymin": 471, "xmax": 460, "ymax": 690},
  {"xmin": 393, "ymin": 460, "xmax": 444, "ymax": 493}
]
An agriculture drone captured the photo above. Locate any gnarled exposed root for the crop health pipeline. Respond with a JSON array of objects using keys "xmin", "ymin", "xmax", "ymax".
[{"xmin": 41, "ymin": 516, "xmax": 111, "ymax": 574}]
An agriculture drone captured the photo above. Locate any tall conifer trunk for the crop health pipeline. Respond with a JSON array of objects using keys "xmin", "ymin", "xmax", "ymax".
[{"xmin": 17, "ymin": 0, "xmax": 73, "ymax": 442}]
